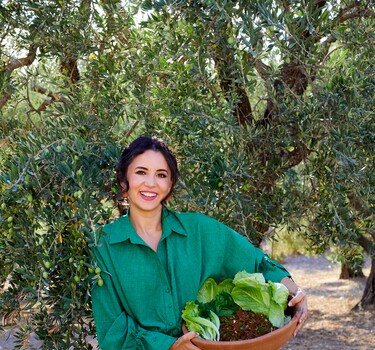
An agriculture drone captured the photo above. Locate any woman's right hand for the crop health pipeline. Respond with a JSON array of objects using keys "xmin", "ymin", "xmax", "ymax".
[{"xmin": 169, "ymin": 331, "xmax": 201, "ymax": 349}]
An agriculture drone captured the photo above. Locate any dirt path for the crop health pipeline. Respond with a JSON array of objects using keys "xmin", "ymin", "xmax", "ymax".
[
  {"xmin": 281, "ymin": 254, "xmax": 374, "ymax": 350},
  {"xmin": 1, "ymin": 254, "xmax": 374, "ymax": 349}
]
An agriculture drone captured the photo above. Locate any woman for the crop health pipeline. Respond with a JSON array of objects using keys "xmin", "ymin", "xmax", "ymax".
[{"xmin": 91, "ymin": 136, "xmax": 308, "ymax": 350}]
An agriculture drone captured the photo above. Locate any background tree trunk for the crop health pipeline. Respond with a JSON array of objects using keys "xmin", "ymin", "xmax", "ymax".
[
  {"xmin": 339, "ymin": 263, "xmax": 365, "ymax": 279},
  {"xmin": 353, "ymin": 258, "xmax": 375, "ymax": 311}
]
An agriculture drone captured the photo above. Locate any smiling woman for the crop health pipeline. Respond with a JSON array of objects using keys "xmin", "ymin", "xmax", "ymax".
[
  {"xmin": 90, "ymin": 136, "xmax": 308, "ymax": 350},
  {"xmin": 116, "ymin": 136, "xmax": 178, "ymax": 207},
  {"xmin": 126, "ymin": 150, "xmax": 172, "ymax": 217}
]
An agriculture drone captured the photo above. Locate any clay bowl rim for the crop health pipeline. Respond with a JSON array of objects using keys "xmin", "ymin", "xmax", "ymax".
[{"xmin": 182, "ymin": 308, "xmax": 298, "ymax": 346}]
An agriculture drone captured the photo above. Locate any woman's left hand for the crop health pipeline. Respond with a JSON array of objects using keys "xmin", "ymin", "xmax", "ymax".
[
  {"xmin": 280, "ymin": 277, "xmax": 308, "ymax": 336},
  {"xmin": 287, "ymin": 287, "xmax": 308, "ymax": 336}
]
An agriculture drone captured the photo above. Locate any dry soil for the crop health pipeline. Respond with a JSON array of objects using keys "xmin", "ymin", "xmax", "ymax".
[{"xmin": 280, "ymin": 254, "xmax": 374, "ymax": 350}]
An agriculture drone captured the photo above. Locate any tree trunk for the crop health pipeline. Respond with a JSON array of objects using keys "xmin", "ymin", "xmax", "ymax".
[
  {"xmin": 353, "ymin": 258, "xmax": 375, "ymax": 311},
  {"xmin": 339, "ymin": 262, "xmax": 365, "ymax": 279}
]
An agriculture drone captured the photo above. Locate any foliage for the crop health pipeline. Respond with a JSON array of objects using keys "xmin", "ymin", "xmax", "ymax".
[
  {"xmin": 0, "ymin": 109, "xmax": 124, "ymax": 348},
  {"xmin": 0, "ymin": 0, "xmax": 374, "ymax": 348},
  {"xmin": 182, "ymin": 271, "xmax": 290, "ymax": 340},
  {"xmin": 0, "ymin": 1, "xmax": 136, "ymax": 347}
]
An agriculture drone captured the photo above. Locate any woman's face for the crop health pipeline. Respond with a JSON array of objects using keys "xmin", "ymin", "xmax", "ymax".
[{"xmin": 126, "ymin": 150, "xmax": 172, "ymax": 214}]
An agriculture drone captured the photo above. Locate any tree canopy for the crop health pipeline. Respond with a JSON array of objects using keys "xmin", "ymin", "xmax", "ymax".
[{"xmin": 0, "ymin": 0, "xmax": 374, "ymax": 348}]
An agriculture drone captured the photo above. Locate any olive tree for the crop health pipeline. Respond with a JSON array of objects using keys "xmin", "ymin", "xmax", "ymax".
[
  {"xmin": 137, "ymin": 0, "xmax": 374, "ymax": 308},
  {"xmin": 0, "ymin": 1, "xmax": 150, "ymax": 348},
  {"xmin": 0, "ymin": 0, "xmax": 374, "ymax": 348}
]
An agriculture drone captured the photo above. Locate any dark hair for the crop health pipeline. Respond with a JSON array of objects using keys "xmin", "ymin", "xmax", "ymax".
[{"xmin": 117, "ymin": 136, "xmax": 178, "ymax": 204}]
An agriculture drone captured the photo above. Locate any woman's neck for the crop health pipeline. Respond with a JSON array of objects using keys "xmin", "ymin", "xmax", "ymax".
[{"xmin": 129, "ymin": 206, "xmax": 163, "ymax": 251}]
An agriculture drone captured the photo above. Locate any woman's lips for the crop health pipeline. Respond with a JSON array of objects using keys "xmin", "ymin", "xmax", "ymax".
[{"xmin": 140, "ymin": 191, "xmax": 157, "ymax": 200}]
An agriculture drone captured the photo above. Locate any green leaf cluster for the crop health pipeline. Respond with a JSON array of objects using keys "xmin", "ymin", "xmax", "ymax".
[{"xmin": 182, "ymin": 271, "xmax": 290, "ymax": 340}]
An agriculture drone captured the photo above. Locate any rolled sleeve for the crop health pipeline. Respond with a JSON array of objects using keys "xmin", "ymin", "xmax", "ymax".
[{"xmin": 258, "ymin": 254, "xmax": 291, "ymax": 282}]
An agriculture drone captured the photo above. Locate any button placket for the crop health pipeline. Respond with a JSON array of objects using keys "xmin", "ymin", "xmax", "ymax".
[
  {"xmin": 154, "ymin": 254, "xmax": 175, "ymax": 329},
  {"xmin": 164, "ymin": 288, "xmax": 174, "ymax": 323}
]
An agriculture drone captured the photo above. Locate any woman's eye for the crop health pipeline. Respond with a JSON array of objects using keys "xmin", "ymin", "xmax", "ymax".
[
  {"xmin": 136, "ymin": 170, "xmax": 146, "ymax": 175},
  {"xmin": 158, "ymin": 173, "xmax": 167, "ymax": 178}
]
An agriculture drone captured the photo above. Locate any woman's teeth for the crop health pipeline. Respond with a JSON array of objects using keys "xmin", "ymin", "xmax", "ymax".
[{"xmin": 141, "ymin": 192, "xmax": 156, "ymax": 198}]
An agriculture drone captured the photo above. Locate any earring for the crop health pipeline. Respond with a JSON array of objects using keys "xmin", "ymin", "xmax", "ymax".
[{"xmin": 122, "ymin": 192, "xmax": 128, "ymax": 199}]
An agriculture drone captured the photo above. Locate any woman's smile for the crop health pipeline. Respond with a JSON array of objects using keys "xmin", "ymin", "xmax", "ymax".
[{"xmin": 139, "ymin": 191, "xmax": 157, "ymax": 200}]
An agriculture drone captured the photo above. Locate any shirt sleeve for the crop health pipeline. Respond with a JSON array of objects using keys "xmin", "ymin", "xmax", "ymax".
[
  {"xmin": 257, "ymin": 253, "xmax": 291, "ymax": 282},
  {"xmin": 209, "ymin": 218, "xmax": 292, "ymax": 283},
  {"xmin": 91, "ymin": 251, "xmax": 177, "ymax": 350}
]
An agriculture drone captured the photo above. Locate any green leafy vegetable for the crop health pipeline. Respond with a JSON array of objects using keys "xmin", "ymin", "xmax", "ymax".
[
  {"xmin": 218, "ymin": 278, "xmax": 234, "ymax": 294},
  {"xmin": 197, "ymin": 278, "xmax": 219, "ymax": 303},
  {"xmin": 233, "ymin": 272, "xmax": 266, "ymax": 285},
  {"xmin": 231, "ymin": 272, "xmax": 270, "ymax": 315},
  {"xmin": 232, "ymin": 271, "xmax": 289, "ymax": 328},
  {"xmin": 197, "ymin": 278, "xmax": 234, "ymax": 304},
  {"xmin": 268, "ymin": 282, "xmax": 290, "ymax": 327},
  {"xmin": 200, "ymin": 292, "xmax": 238, "ymax": 317},
  {"xmin": 182, "ymin": 301, "xmax": 220, "ymax": 341},
  {"xmin": 182, "ymin": 271, "xmax": 291, "ymax": 341}
]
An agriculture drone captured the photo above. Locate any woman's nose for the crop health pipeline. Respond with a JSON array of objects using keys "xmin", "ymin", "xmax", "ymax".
[{"xmin": 145, "ymin": 175, "xmax": 156, "ymax": 186}]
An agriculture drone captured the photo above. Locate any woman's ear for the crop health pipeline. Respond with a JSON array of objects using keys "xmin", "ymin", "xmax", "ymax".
[{"xmin": 119, "ymin": 182, "xmax": 128, "ymax": 198}]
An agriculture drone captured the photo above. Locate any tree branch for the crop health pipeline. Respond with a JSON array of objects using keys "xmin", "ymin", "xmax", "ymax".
[
  {"xmin": 4, "ymin": 46, "xmax": 37, "ymax": 73},
  {"xmin": 286, "ymin": 143, "xmax": 311, "ymax": 168},
  {"xmin": 60, "ymin": 55, "xmax": 81, "ymax": 84},
  {"xmin": 29, "ymin": 86, "xmax": 71, "ymax": 113},
  {"xmin": 33, "ymin": 86, "xmax": 70, "ymax": 105},
  {"xmin": 210, "ymin": 20, "xmax": 254, "ymax": 125},
  {"xmin": 0, "ymin": 46, "xmax": 37, "ymax": 109},
  {"xmin": 124, "ymin": 120, "xmax": 139, "ymax": 139},
  {"xmin": 253, "ymin": 59, "xmax": 272, "ymax": 82},
  {"xmin": 336, "ymin": 1, "xmax": 374, "ymax": 24},
  {"xmin": 0, "ymin": 92, "xmax": 12, "ymax": 109}
]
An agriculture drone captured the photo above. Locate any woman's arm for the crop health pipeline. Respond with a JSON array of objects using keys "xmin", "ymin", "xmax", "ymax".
[
  {"xmin": 280, "ymin": 276, "xmax": 308, "ymax": 336},
  {"xmin": 92, "ymin": 273, "xmax": 178, "ymax": 350},
  {"xmin": 91, "ymin": 260, "xmax": 177, "ymax": 350}
]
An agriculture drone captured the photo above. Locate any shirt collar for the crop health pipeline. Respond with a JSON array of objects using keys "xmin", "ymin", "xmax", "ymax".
[{"xmin": 106, "ymin": 207, "xmax": 187, "ymax": 245}]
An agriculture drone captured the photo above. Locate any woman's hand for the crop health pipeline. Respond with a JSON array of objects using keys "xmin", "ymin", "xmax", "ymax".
[
  {"xmin": 280, "ymin": 277, "xmax": 308, "ymax": 336},
  {"xmin": 169, "ymin": 331, "xmax": 201, "ymax": 350},
  {"xmin": 288, "ymin": 287, "xmax": 308, "ymax": 336}
]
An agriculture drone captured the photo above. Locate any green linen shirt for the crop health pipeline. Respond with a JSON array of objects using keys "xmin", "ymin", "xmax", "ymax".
[{"xmin": 91, "ymin": 208, "xmax": 291, "ymax": 350}]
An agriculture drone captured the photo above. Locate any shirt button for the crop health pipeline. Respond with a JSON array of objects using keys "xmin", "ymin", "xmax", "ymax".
[
  {"xmin": 168, "ymin": 322, "xmax": 173, "ymax": 326},
  {"xmin": 165, "ymin": 288, "xmax": 170, "ymax": 293},
  {"xmin": 168, "ymin": 304, "xmax": 172, "ymax": 309}
]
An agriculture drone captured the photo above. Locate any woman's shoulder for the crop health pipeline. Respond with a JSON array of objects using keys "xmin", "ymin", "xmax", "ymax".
[
  {"xmin": 102, "ymin": 214, "xmax": 128, "ymax": 232},
  {"xmin": 94, "ymin": 215, "xmax": 129, "ymax": 245},
  {"xmin": 170, "ymin": 209, "xmax": 216, "ymax": 222},
  {"xmin": 168, "ymin": 209, "xmax": 226, "ymax": 232}
]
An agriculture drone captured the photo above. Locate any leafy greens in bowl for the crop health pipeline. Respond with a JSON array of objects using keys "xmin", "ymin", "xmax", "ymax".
[{"xmin": 182, "ymin": 271, "xmax": 291, "ymax": 341}]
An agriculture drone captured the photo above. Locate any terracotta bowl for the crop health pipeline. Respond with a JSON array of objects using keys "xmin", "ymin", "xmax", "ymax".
[{"xmin": 182, "ymin": 307, "xmax": 298, "ymax": 350}]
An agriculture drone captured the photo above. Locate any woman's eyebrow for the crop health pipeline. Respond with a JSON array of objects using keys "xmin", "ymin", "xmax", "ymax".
[{"xmin": 135, "ymin": 166, "xmax": 169, "ymax": 173}]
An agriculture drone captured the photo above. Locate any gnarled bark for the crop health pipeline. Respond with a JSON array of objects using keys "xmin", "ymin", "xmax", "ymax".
[
  {"xmin": 353, "ymin": 258, "xmax": 375, "ymax": 311},
  {"xmin": 340, "ymin": 263, "xmax": 365, "ymax": 279}
]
